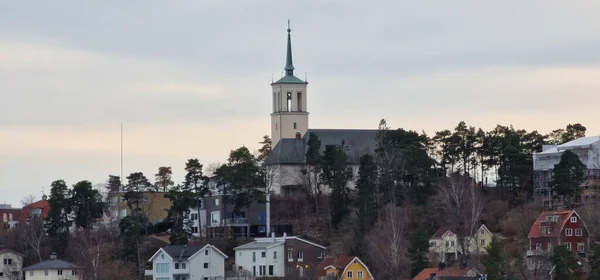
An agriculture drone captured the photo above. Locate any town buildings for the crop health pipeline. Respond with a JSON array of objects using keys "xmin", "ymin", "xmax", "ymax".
[
  {"xmin": 19, "ymin": 196, "xmax": 49, "ymax": 223},
  {"xmin": 0, "ymin": 205, "xmax": 21, "ymax": 230},
  {"xmin": 429, "ymin": 224, "xmax": 493, "ymax": 262},
  {"xmin": 107, "ymin": 190, "xmax": 172, "ymax": 225},
  {"xmin": 146, "ymin": 244, "xmax": 227, "ymax": 280},
  {"xmin": 0, "ymin": 248, "xmax": 24, "ymax": 280},
  {"xmin": 234, "ymin": 233, "xmax": 326, "ymax": 278},
  {"xmin": 315, "ymin": 253, "xmax": 374, "ymax": 280},
  {"xmin": 526, "ymin": 209, "xmax": 589, "ymax": 270},
  {"xmin": 23, "ymin": 253, "xmax": 80, "ymax": 280},
  {"xmin": 263, "ymin": 25, "xmax": 378, "ymax": 196},
  {"xmin": 533, "ymin": 136, "xmax": 600, "ymax": 207},
  {"xmin": 413, "ymin": 263, "xmax": 481, "ymax": 280}
]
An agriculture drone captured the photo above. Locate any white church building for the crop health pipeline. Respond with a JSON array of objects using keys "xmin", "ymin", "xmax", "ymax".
[{"xmin": 265, "ymin": 24, "xmax": 378, "ymax": 196}]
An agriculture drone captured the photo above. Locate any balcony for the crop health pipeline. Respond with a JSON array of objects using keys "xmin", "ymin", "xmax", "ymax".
[
  {"xmin": 210, "ymin": 218, "xmax": 250, "ymax": 227},
  {"xmin": 173, "ymin": 267, "xmax": 190, "ymax": 274},
  {"xmin": 527, "ymin": 250, "xmax": 549, "ymax": 257},
  {"xmin": 144, "ymin": 270, "xmax": 153, "ymax": 276}
]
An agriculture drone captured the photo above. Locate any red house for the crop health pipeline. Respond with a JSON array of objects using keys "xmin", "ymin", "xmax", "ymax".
[
  {"xmin": 527, "ymin": 209, "xmax": 589, "ymax": 259},
  {"xmin": 20, "ymin": 198, "xmax": 50, "ymax": 222}
]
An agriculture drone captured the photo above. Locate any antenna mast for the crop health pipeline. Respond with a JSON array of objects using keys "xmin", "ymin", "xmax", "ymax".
[{"xmin": 120, "ymin": 122, "xmax": 123, "ymax": 183}]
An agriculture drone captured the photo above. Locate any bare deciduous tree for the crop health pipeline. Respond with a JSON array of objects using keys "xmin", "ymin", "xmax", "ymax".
[
  {"xmin": 23, "ymin": 216, "xmax": 46, "ymax": 262},
  {"xmin": 366, "ymin": 204, "xmax": 411, "ymax": 279},
  {"xmin": 20, "ymin": 195, "xmax": 36, "ymax": 207}
]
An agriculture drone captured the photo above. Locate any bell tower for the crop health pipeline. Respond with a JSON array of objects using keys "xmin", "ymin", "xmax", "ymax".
[{"xmin": 270, "ymin": 21, "xmax": 309, "ymax": 146}]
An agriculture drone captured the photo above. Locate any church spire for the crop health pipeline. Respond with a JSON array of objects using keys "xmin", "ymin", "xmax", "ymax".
[{"xmin": 284, "ymin": 19, "xmax": 295, "ymax": 76}]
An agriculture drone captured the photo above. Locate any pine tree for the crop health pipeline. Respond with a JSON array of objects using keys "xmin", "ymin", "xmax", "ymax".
[
  {"xmin": 154, "ymin": 166, "xmax": 174, "ymax": 192},
  {"xmin": 481, "ymin": 237, "xmax": 507, "ymax": 280},
  {"xmin": 46, "ymin": 180, "xmax": 72, "ymax": 256},
  {"xmin": 551, "ymin": 150, "xmax": 585, "ymax": 207},
  {"xmin": 407, "ymin": 227, "xmax": 430, "ymax": 277},
  {"xmin": 588, "ymin": 244, "xmax": 600, "ymax": 280},
  {"xmin": 551, "ymin": 245, "xmax": 580, "ymax": 280},
  {"xmin": 353, "ymin": 154, "xmax": 378, "ymax": 256},
  {"xmin": 71, "ymin": 180, "xmax": 104, "ymax": 230},
  {"xmin": 320, "ymin": 142, "xmax": 350, "ymax": 229}
]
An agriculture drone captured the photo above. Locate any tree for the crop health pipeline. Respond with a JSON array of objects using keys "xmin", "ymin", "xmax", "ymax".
[
  {"xmin": 165, "ymin": 184, "xmax": 197, "ymax": 245},
  {"xmin": 407, "ymin": 227, "xmax": 430, "ymax": 277},
  {"xmin": 215, "ymin": 147, "xmax": 265, "ymax": 215},
  {"xmin": 20, "ymin": 195, "xmax": 36, "ymax": 207},
  {"xmin": 154, "ymin": 166, "xmax": 174, "ymax": 192},
  {"xmin": 118, "ymin": 215, "xmax": 148, "ymax": 277},
  {"xmin": 550, "ymin": 245, "xmax": 580, "ymax": 280},
  {"xmin": 107, "ymin": 175, "xmax": 121, "ymax": 192},
  {"xmin": 320, "ymin": 143, "xmax": 351, "ymax": 229},
  {"xmin": 589, "ymin": 244, "xmax": 600, "ymax": 280},
  {"xmin": 45, "ymin": 180, "xmax": 72, "ymax": 255},
  {"xmin": 563, "ymin": 123, "xmax": 587, "ymax": 143},
  {"xmin": 481, "ymin": 237, "xmax": 507, "ymax": 280},
  {"xmin": 353, "ymin": 154, "xmax": 378, "ymax": 256},
  {"xmin": 550, "ymin": 150, "xmax": 585, "ymax": 207},
  {"xmin": 71, "ymin": 180, "xmax": 105, "ymax": 230},
  {"xmin": 23, "ymin": 216, "xmax": 46, "ymax": 262},
  {"xmin": 123, "ymin": 172, "xmax": 153, "ymax": 214},
  {"xmin": 256, "ymin": 135, "xmax": 272, "ymax": 163}
]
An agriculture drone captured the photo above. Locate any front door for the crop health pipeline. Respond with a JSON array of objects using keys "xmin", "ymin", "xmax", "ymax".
[{"xmin": 299, "ymin": 266, "xmax": 304, "ymax": 277}]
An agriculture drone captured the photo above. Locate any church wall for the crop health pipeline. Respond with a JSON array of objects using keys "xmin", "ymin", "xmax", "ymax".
[
  {"xmin": 270, "ymin": 83, "xmax": 309, "ymax": 145},
  {"xmin": 269, "ymin": 164, "xmax": 361, "ymax": 196}
]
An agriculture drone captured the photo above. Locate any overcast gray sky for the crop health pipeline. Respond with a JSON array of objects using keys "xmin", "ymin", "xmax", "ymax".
[{"xmin": 2, "ymin": 1, "xmax": 600, "ymax": 206}]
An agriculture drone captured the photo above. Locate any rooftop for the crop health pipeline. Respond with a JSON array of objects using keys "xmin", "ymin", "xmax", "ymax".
[{"xmin": 23, "ymin": 259, "xmax": 79, "ymax": 271}]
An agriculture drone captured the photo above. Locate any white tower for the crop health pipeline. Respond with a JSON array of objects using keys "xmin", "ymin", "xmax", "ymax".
[{"xmin": 270, "ymin": 21, "xmax": 309, "ymax": 146}]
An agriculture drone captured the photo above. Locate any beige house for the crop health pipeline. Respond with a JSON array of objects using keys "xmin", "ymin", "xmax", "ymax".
[
  {"xmin": 23, "ymin": 253, "xmax": 80, "ymax": 280},
  {"xmin": 429, "ymin": 224, "xmax": 493, "ymax": 261},
  {"xmin": 0, "ymin": 248, "xmax": 24, "ymax": 280},
  {"xmin": 107, "ymin": 191, "xmax": 172, "ymax": 225}
]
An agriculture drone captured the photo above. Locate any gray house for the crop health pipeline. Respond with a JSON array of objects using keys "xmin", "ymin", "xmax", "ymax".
[{"xmin": 23, "ymin": 253, "xmax": 80, "ymax": 280}]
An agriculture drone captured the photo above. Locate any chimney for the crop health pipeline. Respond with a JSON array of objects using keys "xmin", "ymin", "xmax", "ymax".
[
  {"xmin": 50, "ymin": 252, "xmax": 57, "ymax": 260},
  {"xmin": 283, "ymin": 232, "xmax": 287, "ymax": 238},
  {"xmin": 295, "ymin": 132, "xmax": 301, "ymax": 140},
  {"xmin": 42, "ymin": 194, "xmax": 48, "ymax": 201},
  {"xmin": 271, "ymin": 232, "xmax": 275, "ymax": 242}
]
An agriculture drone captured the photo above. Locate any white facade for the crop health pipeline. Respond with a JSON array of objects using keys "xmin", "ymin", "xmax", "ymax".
[
  {"xmin": 234, "ymin": 241, "xmax": 285, "ymax": 277},
  {"xmin": 533, "ymin": 136, "xmax": 600, "ymax": 171},
  {"xmin": 0, "ymin": 250, "xmax": 23, "ymax": 280},
  {"xmin": 146, "ymin": 245, "xmax": 227, "ymax": 280},
  {"xmin": 25, "ymin": 269, "xmax": 79, "ymax": 280},
  {"xmin": 270, "ymin": 82, "xmax": 309, "ymax": 146},
  {"xmin": 187, "ymin": 208, "xmax": 207, "ymax": 238},
  {"xmin": 270, "ymin": 164, "xmax": 361, "ymax": 195}
]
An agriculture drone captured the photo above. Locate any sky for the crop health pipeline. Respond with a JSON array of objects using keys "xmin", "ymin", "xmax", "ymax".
[{"xmin": 2, "ymin": 1, "xmax": 600, "ymax": 206}]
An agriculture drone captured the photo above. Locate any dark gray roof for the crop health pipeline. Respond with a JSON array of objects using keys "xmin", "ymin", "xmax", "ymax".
[
  {"xmin": 162, "ymin": 244, "xmax": 205, "ymax": 260},
  {"xmin": 23, "ymin": 259, "xmax": 79, "ymax": 271},
  {"xmin": 265, "ymin": 129, "xmax": 378, "ymax": 165}
]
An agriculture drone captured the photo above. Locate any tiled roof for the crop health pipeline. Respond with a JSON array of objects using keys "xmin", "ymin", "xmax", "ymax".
[
  {"xmin": 315, "ymin": 253, "xmax": 355, "ymax": 277},
  {"xmin": 23, "ymin": 259, "xmax": 79, "ymax": 271},
  {"xmin": 20, "ymin": 200, "xmax": 50, "ymax": 221},
  {"xmin": 528, "ymin": 209, "xmax": 576, "ymax": 238},
  {"xmin": 265, "ymin": 129, "xmax": 379, "ymax": 165},
  {"xmin": 412, "ymin": 267, "xmax": 476, "ymax": 280}
]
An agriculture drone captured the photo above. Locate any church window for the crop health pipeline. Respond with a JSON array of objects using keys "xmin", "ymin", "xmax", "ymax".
[
  {"xmin": 286, "ymin": 92, "xmax": 292, "ymax": 111},
  {"xmin": 278, "ymin": 92, "xmax": 282, "ymax": 112},
  {"xmin": 273, "ymin": 93, "xmax": 277, "ymax": 112},
  {"xmin": 293, "ymin": 122, "xmax": 297, "ymax": 129},
  {"xmin": 297, "ymin": 92, "xmax": 302, "ymax": 111}
]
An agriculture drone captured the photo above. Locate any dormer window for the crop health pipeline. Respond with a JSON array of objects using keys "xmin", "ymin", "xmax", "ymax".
[
  {"xmin": 542, "ymin": 227, "xmax": 547, "ymax": 234},
  {"xmin": 571, "ymin": 216, "xmax": 577, "ymax": 223}
]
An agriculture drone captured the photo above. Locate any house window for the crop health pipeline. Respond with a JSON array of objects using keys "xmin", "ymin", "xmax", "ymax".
[
  {"xmin": 451, "ymin": 241, "xmax": 455, "ymax": 246},
  {"xmin": 3, "ymin": 258, "xmax": 11, "ymax": 265},
  {"xmin": 288, "ymin": 250, "xmax": 293, "ymax": 261},
  {"xmin": 286, "ymin": 92, "xmax": 292, "ymax": 111},
  {"xmin": 578, "ymin": 243, "xmax": 585, "ymax": 251},
  {"xmin": 571, "ymin": 216, "xmax": 578, "ymax": 223},
  {"xmin": 273, "ymin": 251, "xmax": 277, "ymax": 260},
  {"xmin": 269, "ymin": 265, "xmax": 274, "ymax": 275},
  {"xmin": 358, "ymin": 270, "xmax": 364, "ymax": 278},
  {"xmin": 576, "ymin": 229, "xmax": 583, "ymax": 236},
  {"xmin": 259, "ymin": 265, "xmax": 266, "ymax": 276},
  {"xmin": 190, "ymin": 213, "xmax": 198, "ymax": 220},
  {"xmin": 429, "ymin": 241, "xmax": 436, "ymax": 247},
  {"xmin": 192, "ymin": 227, "xmax": 198, "ymax": 233},
  {"xmin": 211, "ymin": 211, "xmax": 220, "ymax": 225},
  {"xmin": 297, "ymin": 251, "xmax": 304, "ymax": 261},
  {"xmin": 481, "ymin": 239, "xmax": 485, "ymax": 246},
  {"xmin": 262, "ymin": 252, "xmax": 266, "ymax": 258},
  {"xmin": 347, "ymin": 270, "xmax": 353, "ymax": 278},
  {"xmin": 204, "ymin": 263, "xmax": 209, "ymax": 269},
  {"xmin": 542, "ymin": 227, "xmax": 547, "ymax": 234},
  {"xmin": 58, "ymin": 270, "xmax": 63, "ymax": 275},
  {"xmin": 548, "ymin": 227, "xmax": 552, "ymax": 234},
  {"xmin": 566, "ymin": 228, "xmax": 573, "ymax": 236},
  {"xmin": 445, "ymin": 241, "xmax": 449, "ymax": 247},
  {"xmin": 156, "ymin": 263, "xmax": 170, "ymax": 273},
  {"xmin": 293, "ymin": 122, "xmax": 297, "ymax": 129},
  {"xmin": 253, "ymin": 252, "xmax": 256, "ymax": 262},
  {"xmin": 175, "ymin": 263, "xmax": 180, "ymax": 269},
  {"xmin": 480, "ymin": 229, "xmax": 484, "ymax": 234},
  {"xmin": 181, "ymin": 262, "xmax": 186, "ymax": 269},
  {"xmin": 215, "ymin": 198, "xmax": 219, "ymax": 206},
  {"xmin": 205, "ymin": 249, "xmax": 209, "ymax": 256},
  {"xmin": 536, "ymin": 243, "xmax": 542, "ymax": 251},
  {"xmin": 318, "ymin": 251, "xmax": 323, "ymax": 259},
  {"xmin": 548, "ymin": 243, "xmax": 553, "ymax": 252},
  {"xmin": 566, "ymin": 242, "xmax": 572, "ymax": 250},
  {"xmin": 29, "ymin": 271, "xmax": 33, "ymax": 276},
  {"xmin": 0, "ymin": 273, "xmax": 3, "ymax": 277}
]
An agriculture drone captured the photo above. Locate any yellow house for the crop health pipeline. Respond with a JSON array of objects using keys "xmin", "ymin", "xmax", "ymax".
[
  {"xmin": 316, "ymin": 253, "xmax": 374, "ymax": 280},
  {"xmin": 107, "ymin": 191, "xmax": 172, "ymax": 224},
  {"xmin": 429, "ymin": 224, "xmax": 493, "ymax": 261}
]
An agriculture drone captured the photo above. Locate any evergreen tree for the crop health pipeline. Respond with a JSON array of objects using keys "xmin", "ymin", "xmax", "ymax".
[
  {"xmin": 588, "ymin": 244, "xmax": 600, "ymax": 280},
  {"xmin": 123, "ymin": 172, "xmax": 153, "ymax": 214},
  {"xmin": 407, "ymin": 227, "xmax": 430, "ymax": 277},
  {"xmin": 71, "ymin": 180, "xmax": 104, "ymax": 230},
  {"xmin": 550, "ymin": 245, "xmax": 580, "ymax": 280},
  {"xmin": 320, "ymin": 143, "xmax": 350, "ymax": 229},
  {"xmin": 256, "ymin": 135, "xmax": 272, "ymax": 163},
  {"xmin": 45, "ymin": 180, "xmax": 72, "ymax": 256},
  {"xmin": 107, "ymin": 175, "xmax": 121, "ymax": 192},
  {"xmin": 353, "ymin": 154, "xmax": 378, "ymax": 256},
  {"xmin": 165, "ymin": 184, "xmax": 196, "ymax": 245},
  {"xmin": 481, "ymin": 237, "xmax": 507, "ymax": 280},
  {"xmin": 154, "ymin": 166, "xmax": 174, "ymax": 192},
  {"xmin": 550, "ymin": 150, "xmax": 585, "ymax": 207},
  {"xmin": 119, "ymin": 214, "xmax": 148, "ymax": 276}
]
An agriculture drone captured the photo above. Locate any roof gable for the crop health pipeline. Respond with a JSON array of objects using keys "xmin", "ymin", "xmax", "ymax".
[
  {"xmin": 343, "ymin": 257, "xmax": 373, "ymax": 279},
  {"xmin": 188, "ymin": 245, "xmax": 228, "ymax": 259},
  {"xmin": 528, "ymin": 209, "xmax": 580, "ymax": 238},
  {"xmin": 148, "ymin": 248, "xmax": 173, "ymax": 262},
  {"xmin": 412, "ymin": 267, "xmax": 479, "ymax": 280}
]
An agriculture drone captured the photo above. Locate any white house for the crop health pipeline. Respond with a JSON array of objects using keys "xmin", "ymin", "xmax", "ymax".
[
  {"xmin": 146, "ymin": 244, "xmax": 227, "ymax": 280},
  {"xmin": 0, "ymin": 248, "xmax": 24, "ymax": 280},
  {"xmin": 22, "ymin": 253, "xmax": 80, "ymax": 280},
  {"xmin": 234, "ymin": 233, "xmax": 326, "ymax": 278}
]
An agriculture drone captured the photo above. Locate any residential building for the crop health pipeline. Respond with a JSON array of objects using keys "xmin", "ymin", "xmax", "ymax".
[
  {"xmin": 533, "ymin": 136, "xmax": 600, "ymax": 207},
  {"xmin": 0, "ymin": 205, "xmax": 21, "ymax": 230},
  {"xmin": 106, "ymin": 191, "xmax": 172, "ymax": 224},
  {"xmin": 23, "ymin": 253, "xmax": 80, "ymax": 280},
  {"xmin": 202, "ymin": 195, "xmax": 269, "ymax": 238},
  {"xmin": 234, "ymin": 233, "xmax": 326, "ymax": 279},
  {"xmin": 315, "ymin": 253, "xmax": 373, "ymax": 280},
  {"xmin": 145, "ymin": 244, "xmax": 227, "ymax": 280},
  {"xmin": 429, "ymin": 225, "xmax": 493, "ymax": 262},
  {"xmin": 526, "ymin": 209, "xmax": 589, "ymax": 269},
  {"xmin": 20, "ymin": 196, "xmax": 49, "ymax": 222},
  {"xmin": 413, "ymin": 263, "xmax": 481, "ymax": 280},
  {"xmin": 263, "ymin": 25, "xmax": 378, "ymax": 196},
  {"xmin": 0, "ymin": 248, "xmax": 24, "ymax": 280}
]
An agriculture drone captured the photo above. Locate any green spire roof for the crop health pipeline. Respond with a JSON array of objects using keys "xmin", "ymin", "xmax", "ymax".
[{"xmin": 272, "ymin": 20, "xmax": 307, "ymax": 85}]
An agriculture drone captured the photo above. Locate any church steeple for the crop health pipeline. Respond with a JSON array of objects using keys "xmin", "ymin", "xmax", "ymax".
[{"xmin": 284, "ymin": 20, "xmax": 295, "ymax": 76}]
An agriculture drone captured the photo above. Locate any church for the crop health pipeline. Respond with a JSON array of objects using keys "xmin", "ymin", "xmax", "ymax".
[{"xmin": 265, "ymin": 24, "xmax": 378, "ymax": 196}]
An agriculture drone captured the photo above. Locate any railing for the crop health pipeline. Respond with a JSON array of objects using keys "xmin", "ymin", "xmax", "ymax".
[
  {"xmin": 526, "ymin": 250, "xmax": 548, "ymax": 257},
  {"xmin": 224, "ymin": 218, "xmax": 249, "ymax": 225}
]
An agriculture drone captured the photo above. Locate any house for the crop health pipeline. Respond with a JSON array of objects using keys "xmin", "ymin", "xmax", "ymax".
[
  {"xmin": 145, "ymin": 243, "xmax": 227, "ymax": 280},
  {"xmin": 23, "ymin": 253, "xmax": 80, "ymax": 280},
  {"xmin": 413, "ymin": 263, "xmax": 481, "ymax": 280},
  {"xmin": 234, "ymin": 233, "xmax": 326, "ymax": 278},
  {"xmin": 0, "ymin": 248, "xmax": 24, "ymax": 280},
  {"xmin": 0, "ymin": 205, "xmax": 21, "ymax": 230},
  {"xmin": 526, "ymin": 209, "xmax": 589, "ymax": 269},
  {"xmin": 533, "ymin": 136, "xmax": 600, "ymax": 207},
  {"xmin": 106, "ymin": 191, "xmax": 172, "ymax": 225},
  {"xmin": 20, "ymin": 197, "xmax": 49, "ymax": 222},
  {"xmin": 201, "ymin": 194, "xmax": 271, "ymax": 239},
  {"xmin": 263, "ymin": 24, "xmax": 379, "ymax": 196},
  {"xmin": 315, "ymin": 253, "xmax": 373, "ymax": 280},
  {"xmin": 429, "ymin": 225, "xmax": 493, "ymax": 262}
]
